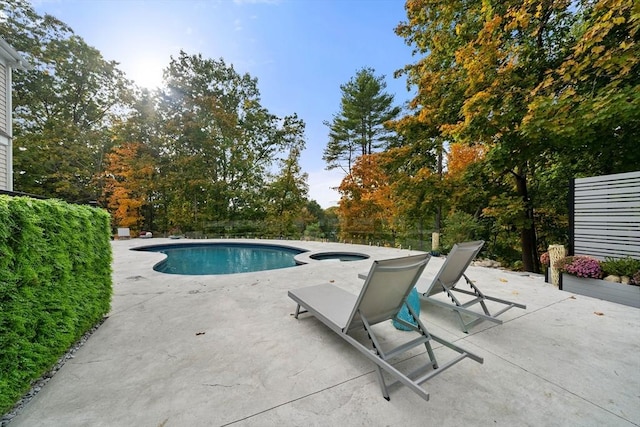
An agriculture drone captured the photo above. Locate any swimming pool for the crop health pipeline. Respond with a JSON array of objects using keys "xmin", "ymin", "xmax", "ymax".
[{"xmin": 135, "ymin": 243, "xmax": 307, "ymax": 275}]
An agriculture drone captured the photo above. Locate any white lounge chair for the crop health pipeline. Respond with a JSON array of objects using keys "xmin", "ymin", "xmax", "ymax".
[
  {"xmin": 117, "ymin": 227, "xmax": 131, "ymax": 240},
  {"xmin": 421, "ymin": 241, "xmax": 526, "ymax": 333},
  {"xmin": 289, "ymin": 253, "xmax": 483, "ymax": 402}
]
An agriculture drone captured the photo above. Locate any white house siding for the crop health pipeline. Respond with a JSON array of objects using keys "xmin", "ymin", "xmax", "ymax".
[
  {"xmin": 0, "ymin": 61, "xmax": 8, "ymax": 190},
  {"xmin": 0, "ymin": 143, "xmax": 7, "ymax": 189},
  {"xmin": 0, "ymin": 62, "xmax": 6, "ymax": 133}
]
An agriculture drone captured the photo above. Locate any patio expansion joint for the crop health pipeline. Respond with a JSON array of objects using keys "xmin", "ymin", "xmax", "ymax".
[
  {"xmin": 108, "ymin": 291, "xmax": 165, "ymax": 316},
  {"xmin": 217, "ymin": 371, "xmax": 376, "ymax": 426}
]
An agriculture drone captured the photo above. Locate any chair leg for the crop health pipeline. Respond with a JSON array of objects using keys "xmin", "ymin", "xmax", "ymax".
[
  {"xmin": 455, "ymin": 311, "xmax": 470, "ymax": 334},
  {"xmin": 441, "ymin": 286, "xmax": 472, "ymax": 333},
  {"xmin": 407, "ymin": 304, "xmax": 439, "ymax": 369},
  {"xmin": 361, "ymin": 315, "xmax": 392, "ymax": 400},
  {"xmin": 294, "ymin": 304, "xmax": 308, "ymax": 319},
  {"xmin": 374, "ymin": 365, "xmax": 390, "ymax": 401}
]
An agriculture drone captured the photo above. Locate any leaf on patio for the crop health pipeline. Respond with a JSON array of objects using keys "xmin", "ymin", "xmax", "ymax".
[
  {"xmin": 499, "ymin": 278, "xmax": 508, "ymax": 283},
  {"xmin": 594, "ymin": 312, "xmax": 604, "ymax": 316}
]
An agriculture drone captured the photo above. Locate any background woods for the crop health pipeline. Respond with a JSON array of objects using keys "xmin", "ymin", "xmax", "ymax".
[
  {"xmin": 335, "ymin": 0, "xmax": 638, "ymax": 270},
  {"xmin": 2, "ymin": 1, "xmax": 311, "ymax": 239},
  {"xmin": 2, "ymin": 0, "xmax": 638, "ymax": 271}
]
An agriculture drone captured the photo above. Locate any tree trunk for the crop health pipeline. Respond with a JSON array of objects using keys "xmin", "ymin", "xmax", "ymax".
[
  {"xmin": 514, "ymin": 170, "xmax": 537, "ymax": 272},
  {"xmin": 434, "ymin": 141, "xmax": 443, "ymax": 232}
]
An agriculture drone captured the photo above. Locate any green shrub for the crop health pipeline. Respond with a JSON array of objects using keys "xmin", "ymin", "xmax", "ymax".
[
  {"xmin": 600, "ymin": 256, "xmax": 640, "ymax": 278},
  {"xmin": 0, "ymin": 196, "xmax": 112, "ymax": 414},
  {"xmin": 441, "ymin": 211, "xmax": 484, "ymax": 252},
  {"xmin": 303, "ymin": 222, "xmax": 325, "ymax": 239}
]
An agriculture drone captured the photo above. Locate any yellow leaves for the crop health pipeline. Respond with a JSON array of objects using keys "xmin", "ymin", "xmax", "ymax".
[
  {"xmin": 439, "ymin": 123, "xmax": 459, "ymax": 138},
  {"xmin": 566, "ymin": 10, "xmax": 636, "ymax": 87},
  {"xmin": 505, "ymin": 5, "xmax": 538, "ymax": 31},
  {"xmin": 417, "ymin": 107, "xmax": 438, "ymax": 125},
  {"xmin": 536, "ymin": 75, "xmax": 555, "ymax": 92},
  {"xmin": 416, "ymin": 167, "xmax": 432, "ymax": 180},
  {"xmin": 400, "ymin": 0, "xmax": 637, "ymax": 168},
  {"xmin": 467, "ymin": 90, "xmax": 492, "ymax": 106},
  {"xmin": 534, "ymin": 3, "xmax": 543, "ymax": 19},
  {"xmin": 483, "ymin": 15, "xmax": 503, "ymax": 34},
  {"xmin": 481, "ymin": 0, "xmax": 494, "ymax": 18},
  {"xmin": 560, "ymin": 86, "xmax": 577, "ymax": 99},
  {"xmin": 612, "ymin": 16, "xmax": 626, "ymax": 25},
  {"xmin": 600, "ymin": 9, "xmax": 614, "ymax": 23}
]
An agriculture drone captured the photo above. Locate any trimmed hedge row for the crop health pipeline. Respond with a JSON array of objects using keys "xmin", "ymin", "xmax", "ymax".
[{"xmin": 0, "ymin": 196, "xmax": 112, "ymax": 414}]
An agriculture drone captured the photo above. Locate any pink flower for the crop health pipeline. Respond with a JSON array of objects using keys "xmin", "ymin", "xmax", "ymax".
[
  {"xmin": 540, "ymin": 252, "xmax": 550, "ymax": 266},
  {"xmin": 557, "ymin": 256, "xmax": 601, "ymax": 279}
]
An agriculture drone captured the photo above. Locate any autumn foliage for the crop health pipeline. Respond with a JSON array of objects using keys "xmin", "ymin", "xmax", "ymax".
[
  {"xmin": 102, "ymin": 142, "xmax": 155, "ymax": 232},
  {"xmin": 338, "ymin": 153, "xmax": 398, "ymax": 241},
  {"xmin": 446, "ymin": 143, "xmax": 486, "ymax": 177}
]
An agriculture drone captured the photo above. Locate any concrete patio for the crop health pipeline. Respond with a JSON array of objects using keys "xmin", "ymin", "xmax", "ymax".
[{"xmin": 8, "ymin": 239, "xmax": 640, "ymax": 426}]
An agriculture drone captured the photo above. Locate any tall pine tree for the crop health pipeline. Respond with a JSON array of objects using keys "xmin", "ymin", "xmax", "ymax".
[{"xmin": 323, "ymin": 68, "xmax": 401, "ymax": 173}]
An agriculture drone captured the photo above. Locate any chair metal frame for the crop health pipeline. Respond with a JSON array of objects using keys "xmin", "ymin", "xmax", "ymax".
[
  {"xmin": 422, "ymin": 241, "xmax": 526, "ymax": 333},
  {"xmin": 289, "ymin": 254, "xmax": 483, "ymax": 401}
]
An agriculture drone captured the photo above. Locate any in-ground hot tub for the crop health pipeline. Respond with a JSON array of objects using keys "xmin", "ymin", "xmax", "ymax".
[{"xmin": 308, "ymin": 252, "xmax": 370, "ymax": 262}]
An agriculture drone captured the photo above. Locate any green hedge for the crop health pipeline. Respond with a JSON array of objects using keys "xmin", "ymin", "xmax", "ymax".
[{"xmin": 0, "ymin": 196, "xmax": 112, "ymax": 414}]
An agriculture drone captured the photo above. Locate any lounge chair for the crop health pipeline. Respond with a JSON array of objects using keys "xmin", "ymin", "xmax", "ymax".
[
  {"xmin": 289, "ymin": 253, "xmax": 483, "ymax": 402},
  {"xmin": 421, "ymin": 240, "xmax": 526, "ymax": 333},
  {"xmin": 117, "ymin": 227, "xmax": 131, "ymax": 240}
]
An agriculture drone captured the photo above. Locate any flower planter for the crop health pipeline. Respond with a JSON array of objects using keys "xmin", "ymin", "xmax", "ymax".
[{"xmin": 561, "ymin": 273, "xmax": 640, "ymax": 308}]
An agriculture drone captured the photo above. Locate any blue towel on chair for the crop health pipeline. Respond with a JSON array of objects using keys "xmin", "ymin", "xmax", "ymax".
[{"xmin": 393, "ymin": 287, "xmax": 420, "ymax": 330}]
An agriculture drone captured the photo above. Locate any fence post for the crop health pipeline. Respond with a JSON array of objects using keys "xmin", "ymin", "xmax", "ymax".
[
  {"xmin": 568, "ymin": 178, "xmax": 575, "ymax": 256},
  {"xmin": 432, "ymin": 232, "xmax": 440, "ymax": 252},
  {"xmin": 549, "ymin": 244, "xmax": 566, "ymax": 287}
]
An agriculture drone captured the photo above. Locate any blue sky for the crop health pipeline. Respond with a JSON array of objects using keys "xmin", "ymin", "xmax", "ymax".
[{"xmin": 33, "ymin": 0, "xmax": 417, "ymax": 208}]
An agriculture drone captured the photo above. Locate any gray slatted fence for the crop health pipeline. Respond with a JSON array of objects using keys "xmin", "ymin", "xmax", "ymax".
[{"xmin": 571, "ymin": 171, "xmax": 640, "ymax": 260}]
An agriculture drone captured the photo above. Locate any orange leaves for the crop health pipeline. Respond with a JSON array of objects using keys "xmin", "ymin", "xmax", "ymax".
[
  {"xmin": 446, "ymin": 143, "xmax": 486, "ymax": 177},
  {"xmin": 102, "ymin": 142, "xmax": 156, "ymax": 230},
  {"xmin": 338, "ymin": 153, "xmax": 398, "ymax": 240},
  {"xmin": 339, "ymin": 154, "xmax": 388, "ymax": 198}
]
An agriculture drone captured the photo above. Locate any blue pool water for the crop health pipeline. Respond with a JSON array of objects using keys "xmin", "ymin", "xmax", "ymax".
[{"xmin": 135, "ymin": 243, "xmax": 306, "ymax": 275}]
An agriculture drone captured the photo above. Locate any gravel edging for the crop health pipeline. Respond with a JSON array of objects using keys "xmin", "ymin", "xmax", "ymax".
[{"xmin": 1, "ymin": 317, "xmax": 108, "ymax": 426}]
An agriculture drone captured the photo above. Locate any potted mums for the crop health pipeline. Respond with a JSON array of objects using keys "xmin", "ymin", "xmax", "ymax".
[
  {"xmin": 556, "ymin": 255, "xmax": 640, "ymax": 308},
  {"xmin": 540, "ymin": 252, "xmax": 551, "ymax": 283}
]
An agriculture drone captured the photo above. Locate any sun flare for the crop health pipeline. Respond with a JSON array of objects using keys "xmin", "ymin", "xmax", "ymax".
[{"xmin": 126, "ymin": 56, "xmax": 165, "ymax": 89}]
